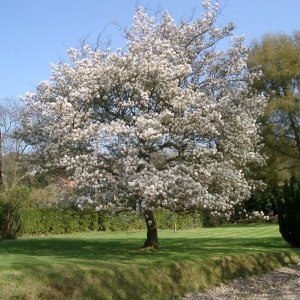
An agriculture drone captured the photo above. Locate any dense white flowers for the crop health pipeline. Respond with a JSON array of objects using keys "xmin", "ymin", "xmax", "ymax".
[{"xmin": 22, "ymin": 1, "xmax": 265, "ymax": 218}]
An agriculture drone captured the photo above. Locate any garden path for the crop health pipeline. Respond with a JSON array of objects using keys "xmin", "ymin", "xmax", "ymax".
[{"xmin": 183, "ymin": 263, "xmax": 300, "ymax": 300}]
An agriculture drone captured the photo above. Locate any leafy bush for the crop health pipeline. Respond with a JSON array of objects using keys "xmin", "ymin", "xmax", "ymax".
[
  {"xmin": 27, "ymin": 184, "xmax": 60, "ymax": 207},
  {"xmin": 0, "ymin": 186, "xmax": 31, "ymax": 239},
  {"xmin": 278, "ymin": 176, "xmax": 300, "ymax": 248}
]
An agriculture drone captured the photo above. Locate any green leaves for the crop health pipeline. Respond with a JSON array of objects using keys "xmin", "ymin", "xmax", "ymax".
[
  {"xmin": 249, "ymin": 33, "xmax": 300, "ymax": 97},
  {"xmin": 278, "ymin": 175, "xmax": 300, "ymax": 247},
  {"xmin": 249, "ymin": 32, "xmax": 300, "ymax": 182}
]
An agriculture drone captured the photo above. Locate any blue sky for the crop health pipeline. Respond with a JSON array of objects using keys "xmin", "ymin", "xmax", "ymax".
[{"xmin": 1, "ymin": 0, "xmax": 299, "ymax": 100}]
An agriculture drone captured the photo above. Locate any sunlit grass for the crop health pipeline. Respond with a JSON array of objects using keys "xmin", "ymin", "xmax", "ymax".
[{"xmin": 0, "ymin": 224, "xmax": 299, "ymax": 299}]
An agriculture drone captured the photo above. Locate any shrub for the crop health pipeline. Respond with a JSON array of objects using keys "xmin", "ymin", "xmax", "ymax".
[
  {"xmin": 278, "ymin": 176, "xmax": 300, "ymax": 248},
  {"xmin": 0, "ymin": 186, "xmax": 31, "ymax": 239}
]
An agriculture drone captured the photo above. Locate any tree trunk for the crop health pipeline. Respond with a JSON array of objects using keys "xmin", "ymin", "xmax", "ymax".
[{"xmin": 141, "ymin": 210, "xmax": 158, "ymax": 249}]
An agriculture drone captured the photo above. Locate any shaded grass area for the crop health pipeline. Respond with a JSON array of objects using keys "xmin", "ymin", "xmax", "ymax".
[{"xmin": 0, "ymin": 224, "xmax": 299, "ymax": 299}]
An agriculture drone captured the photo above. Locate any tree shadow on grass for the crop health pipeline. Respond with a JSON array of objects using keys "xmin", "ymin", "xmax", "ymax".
[
  {"xmin": 0, "ymin": 234, "xmax": 296, "ymax": 265},
  {"xmin": 1, "ymin": 233, "xmax": 299, "ymax": 299}
]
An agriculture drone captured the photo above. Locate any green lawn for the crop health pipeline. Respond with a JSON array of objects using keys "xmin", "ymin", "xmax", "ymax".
[{"xmin": 0, "ymin": 224, "xmax": 299, "ymax": 299}]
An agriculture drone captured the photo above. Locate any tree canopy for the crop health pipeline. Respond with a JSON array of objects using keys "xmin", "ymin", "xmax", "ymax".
[{"xmin": 249, "ymin": 32, "xmax": 300, "ymax": 170}]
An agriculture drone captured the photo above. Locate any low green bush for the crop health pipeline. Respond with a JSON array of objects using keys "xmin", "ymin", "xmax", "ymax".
[
  {"xmin": 0, "ymin": 186, "xmax": 31, "ymax": 239},
  {"xmin": 0, "ymin": 202, "xmax": 20, "ymax": 239}
]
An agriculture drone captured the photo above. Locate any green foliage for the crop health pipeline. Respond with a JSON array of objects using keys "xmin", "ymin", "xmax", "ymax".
[
  {"xmin": 245, "ymin": 182, "xmax": 281, "ymax": 216},
  {"xmin": 0, "ymin": 185, "xmax": 31, "ymax": 206},
  {"xmin": 27, "ymin": 184, "xmax": 60, "ymax": 207},
  {"xmin": 249, "ymin": 32, "xmax": 300, "ymax": 170},
  {"xmin": 100, "ymin": 211, "xmax": 144, "ymax": 232},
  {"xmin": 246, "ymin": 32, "xmax": 300, "ymax": 217},
  {"xmin": 19, "ymin": 209, "xmax": 100, "ymax": 235},
  {"xmin": 278, "ymin": 176, "xmax": 300, "ymax": 247},
  {"xmin": 0, "ymin": 203, "xmax": 20, "ymax": 239},
  {"xmin": 17, "ymin": 208, "xmax": 203, "ymax": 236},
  {"xmin": 155, "ymin": 210, "xmax": 203, "ymax": 230},
  {"xmin": 0, "ymin": 186, "xmax": 31, "ymax": 239},
  {"xmin": 249, "ymin": 33, "xmax": 300, "ymax": 97}
]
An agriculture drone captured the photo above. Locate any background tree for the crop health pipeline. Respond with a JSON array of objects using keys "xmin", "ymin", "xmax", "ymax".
[
  {"xmin": 247, "ymin": 32, "xmax": 300, "ymax": 217},
  {"xmin": 22, "ymin": 1, "xmax": 265, "ymax": 248},
  {"xmin": 248, "ymin": 32, "xmax": 300, "ymax": 177},
  {"xmin": 0, "ymin": 99, "xmax": 31, "ymax": 239},
  {"xmin": 0, "ymin": 99, "xmax": 29, "ymax": 189}
]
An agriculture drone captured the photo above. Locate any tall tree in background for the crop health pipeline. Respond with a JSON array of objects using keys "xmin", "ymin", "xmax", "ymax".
[
  {"xmin": 248, "ymin": 32, "xmax": 300, "ymax": 178},
  {"xmin": 22, "ymin": 1, "xmax": 265, "ymax": 248},
  {"xmin": 0, "ymin": 99, "xmax": 27, "ymax": 189},
  {"xmin": 0, "ymin": 99, "xmax": 29, "ymax": 239}
]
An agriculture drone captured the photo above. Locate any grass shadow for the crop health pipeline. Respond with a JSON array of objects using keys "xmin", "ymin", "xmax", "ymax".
[
  {"xmin": 0, "ymin": 225, "xmax": 299, "ymax": 299},
  {"xmin": 0, "ymin": 231, "xmax": 297, "ymax": 266}
]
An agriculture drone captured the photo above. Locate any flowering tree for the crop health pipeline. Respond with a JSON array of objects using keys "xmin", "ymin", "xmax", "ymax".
[{"xmin": 22, "ymin": 1, "xmax": 265, "ymax": 248}]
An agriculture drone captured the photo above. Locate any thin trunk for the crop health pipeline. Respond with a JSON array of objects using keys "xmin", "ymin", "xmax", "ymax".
[
  {"xmin": 173, "ymin": 212, "xmax": 177, "ymax": 234},
  {"xmin": 174, "ymin": 219, "xmax": 177, "ymax": 234},
  {"xmin": 141, "ymin": 210, "xmax": 158, "ymax": 249}
]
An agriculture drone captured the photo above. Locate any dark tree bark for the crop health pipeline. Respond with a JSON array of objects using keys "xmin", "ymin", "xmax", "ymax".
[{"xmin": 141, "ymin": 209, "xmax": 158, "ymax": 249}]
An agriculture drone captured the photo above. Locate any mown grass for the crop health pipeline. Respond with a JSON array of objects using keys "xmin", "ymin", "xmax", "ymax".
[{"xmin": 0, "ymin": 224, "xmax": 299, "ymax": 299}]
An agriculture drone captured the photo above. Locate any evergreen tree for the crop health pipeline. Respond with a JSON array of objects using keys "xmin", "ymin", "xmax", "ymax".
[{"xmin": 278, "ymin": 176, "xmax": 300, "ymax": 247}]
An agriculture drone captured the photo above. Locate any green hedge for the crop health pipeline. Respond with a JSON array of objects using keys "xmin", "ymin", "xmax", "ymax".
[
  {"xmin": 155, "ymin": 209, "xmax": 203, "ymax": 230},
  {"xmin": 18, "ymin": 208, "xmax": 99, "ymax": 235},
  {"xmin": 16, "ymin": 208, "xmax": 203, "ymax": 236}
]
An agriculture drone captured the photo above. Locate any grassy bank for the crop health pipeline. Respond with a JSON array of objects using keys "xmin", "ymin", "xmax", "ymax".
[{"xmin": 0, "ymin": 224, "xmax": 299, "ymax": 299}]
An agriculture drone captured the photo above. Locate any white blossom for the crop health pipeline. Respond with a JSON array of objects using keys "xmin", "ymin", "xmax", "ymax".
[{"xmin": 22, "ymin": 1, "xmax": 265, "ymax": 217}]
